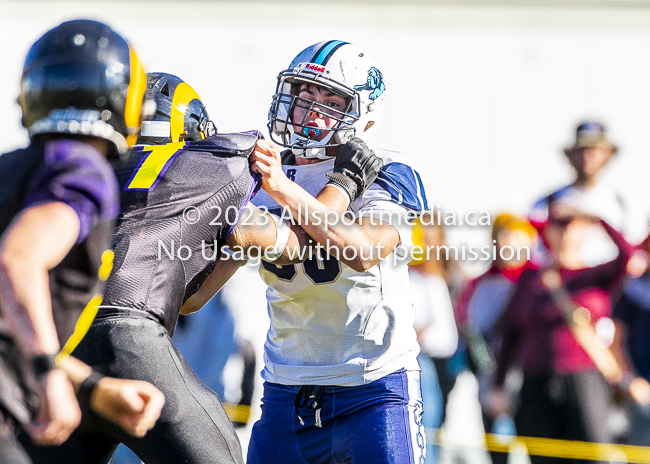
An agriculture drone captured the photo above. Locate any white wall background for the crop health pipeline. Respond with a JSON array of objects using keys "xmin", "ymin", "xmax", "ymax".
[{"xmin": 2, "ymin": 0, "xmax": 650, "ymax": 274}]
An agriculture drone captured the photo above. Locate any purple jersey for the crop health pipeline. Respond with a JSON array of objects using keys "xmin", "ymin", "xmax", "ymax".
[
  {"xmin": 102, "ymin": 133, "xmax": 261, "ymax": 335},
  {"xmin": 23, "ymin": 139, "xmax": 119, "ymax": 242},
  {"xmin": 0, "ymin": 139, "xmax": 119, "ymax": 344},
  {"xmin": 0, "ymin": 138, "xmax": 119, "ymax": 425}
]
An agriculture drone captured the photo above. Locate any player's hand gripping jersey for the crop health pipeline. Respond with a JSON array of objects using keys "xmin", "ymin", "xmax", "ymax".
[
  {"xmin": 252, "ymin": 149, "xmax": 428, "ymax": 386},
  {"xmin": 101, "ymin": 132, "xmax": 261, "ymax": 335}
]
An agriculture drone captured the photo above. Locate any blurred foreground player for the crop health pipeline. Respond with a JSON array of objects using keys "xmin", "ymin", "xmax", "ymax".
[
  {"xmin": 0, "ymin": 20, "xmax": 164, "ymax": 464},
  {"xmin": 46, "ymin": 72, "xmax": 327, "ymax": 464},
  {"xmin": 246, "ymin": 41, "xmax": 428, "ymax": 464}
]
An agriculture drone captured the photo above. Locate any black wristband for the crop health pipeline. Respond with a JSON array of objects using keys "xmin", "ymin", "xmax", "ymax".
[
  {"xmin": 32, "ymin": 354, "xmax": 58, "ymax": 377},
  {"xmin": 326, "ymin": 172, "xmax": 358, "ymax": 202},
  {"xmin": 77, "ymin": 371, "xmax": 105, "ymax": 407}
]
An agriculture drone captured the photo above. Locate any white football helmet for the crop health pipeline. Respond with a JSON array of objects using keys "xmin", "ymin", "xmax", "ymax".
[{"xmin": 268, "ymin": 40, "xmax": 387, "ymax": 159}]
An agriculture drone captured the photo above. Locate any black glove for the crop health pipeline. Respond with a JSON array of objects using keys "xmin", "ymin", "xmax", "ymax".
[{"xmin": 326, "ymin": 138, "xmax": 383, "ymax": 202}]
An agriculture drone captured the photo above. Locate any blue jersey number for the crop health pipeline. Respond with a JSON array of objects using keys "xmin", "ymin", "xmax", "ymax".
[
  {"xmin": 261, "ymin": 252, "xmax": 341, "ymax": 284},
  {"xmin": 303, "ymin": 251, "xmax": 341, "ymax": 284},
  {"xmin": 261, "ymin": 261, "xmax": 297, "ymax": 281}
]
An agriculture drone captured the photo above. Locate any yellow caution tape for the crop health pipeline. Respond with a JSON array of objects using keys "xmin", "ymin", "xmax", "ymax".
[
  {"xmin": 223, "ymin": 403, "xmax": 252, "ymax": 424},
  {"xmin": 431, "ymin": 428, "xmax": 650, "ymax": 463},
  {"xmin": 209, "ymin": 404, "xmax": 650, "ymax": 463}
]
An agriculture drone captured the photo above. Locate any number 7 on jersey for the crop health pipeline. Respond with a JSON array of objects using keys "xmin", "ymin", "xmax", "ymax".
[{"xmin": 124, "ymin": 142, "xmax": 186, "ymax": 191}]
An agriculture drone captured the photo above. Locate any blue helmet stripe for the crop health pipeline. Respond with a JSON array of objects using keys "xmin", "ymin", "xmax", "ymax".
[{"xmin": 313, "ymin": 40, "xmax": 348, "ymax": 65}]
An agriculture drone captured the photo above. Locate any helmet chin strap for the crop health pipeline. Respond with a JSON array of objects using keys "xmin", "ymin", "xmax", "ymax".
[
  {"xmin": 292, "ymin": 146, "xmax": 329, "ymax": 160},
  {"xmin": 288, "ymin": 132, "xmax": 334, "ymax": 160},
  {"xmin": 288, "ymin": 127, "xmax": 357, "ymax": 160}
]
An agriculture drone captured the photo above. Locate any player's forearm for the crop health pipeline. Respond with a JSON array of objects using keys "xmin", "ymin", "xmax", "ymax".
[
  {"xmin": 271, "ymin": 224, "xmax": 315, "ymax": 264},
  {"xmin": 305, "ymin": 220, "xmax": 397, "ymax": 271},
  {"xmin": 56, "ymin": 355, "xmax": 93, "ymax": 391},
  {"xmin": 315, "ymin": 185, "xmax": 351, "ymax": 215},
  {"xmin": 312, "ymin": 186, "xmax": 398, "ymax": 269},
  {"xmin": 0, "ymin": 203, "xmax": 80, "ymax": 356},
  {"xmin": 228, "ymin": 204, "xmax": 314, "ymax": 265},
  {"xmin": 265, "ymin": 177, "xmax": 346, "ymax": 224},
  {"xmin": 0, "ymin": 255, "xmax": 60, "ymax": 356},
  {"xmin": 180, "ymin": 252, "xmax": 245, "ymax": 315},
  {"xmin": 266, "ymin": 180, "xmax": 395, "ymax": 271}
]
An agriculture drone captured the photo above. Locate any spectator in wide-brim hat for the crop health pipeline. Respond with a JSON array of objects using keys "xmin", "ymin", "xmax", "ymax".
[
  {"xmin": 529, "ymin": 120, "xmax": 648, "ymax": 269},
  {"xmin": 562, "ymin": 121, "xmax": 618, "ymax": 186},
  {"xmin": 563, "ymin": 120, "xmax": 618, "ymax": 155}
]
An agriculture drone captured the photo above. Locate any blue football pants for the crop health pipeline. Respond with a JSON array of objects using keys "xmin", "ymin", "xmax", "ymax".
[{"xmin": 247, "ymin": 369, "xmax": 426, "ymax": 464}]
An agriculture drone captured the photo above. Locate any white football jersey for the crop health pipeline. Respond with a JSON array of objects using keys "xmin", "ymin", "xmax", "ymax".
[{"xmin": 252, "ymin": 149, "xmax": 428, "ymax": 386}]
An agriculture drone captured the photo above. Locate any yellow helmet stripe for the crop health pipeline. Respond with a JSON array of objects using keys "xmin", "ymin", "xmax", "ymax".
[
  {"xmin": 170, "ymin": 82, "xmax": 202, "ymax": 142},
  {"xmin": 124, "ymin": 47, "xmax": 147, "ymax": 146}
]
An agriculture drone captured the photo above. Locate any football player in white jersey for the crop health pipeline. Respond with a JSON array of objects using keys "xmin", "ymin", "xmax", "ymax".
[
  {"xmin": 246, "ymin": 41, "xmax": 429, "ymax": 464},
  {"xmin": 180, "ymin": 40, "xmax": 429, "ymax": 464}
]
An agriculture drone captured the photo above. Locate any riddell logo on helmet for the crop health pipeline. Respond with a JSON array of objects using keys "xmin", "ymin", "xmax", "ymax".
[{"xmin": 305, "ymin": 63, "xmax": 326, "ymax": 73}]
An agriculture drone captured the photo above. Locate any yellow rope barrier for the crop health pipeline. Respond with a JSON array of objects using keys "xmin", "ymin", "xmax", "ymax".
[
  {"xmin": 486, "ymin": 434, "xmax": 646, "ymax": 463},
  {"xmin": 431, "ymin": 428, "xmax": 650, "ymax": 463},
  {"xmin": 223, "ymin": 403, "xmax": 252, "ymax": 424},
  {"xmin": 224, "ymin": 404, "xmax": 650, "ymax": 462}
]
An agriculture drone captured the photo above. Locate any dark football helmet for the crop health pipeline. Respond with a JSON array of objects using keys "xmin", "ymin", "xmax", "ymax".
[
  {"xmin": 19, "ymin": 19, "xmax": 147, "ymax": 157},
  {"xmin": 137, "ymin": 73, "xmax": 216, "ymax": 145}
]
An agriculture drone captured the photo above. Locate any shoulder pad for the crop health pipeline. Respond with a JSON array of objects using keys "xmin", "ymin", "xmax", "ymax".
[
  {"xmin": 185, "ymin": 131, "xmax": 262, "ymax": 157},
  {"xmin": 370, "ymin": 156, "xmax": 429, "ymax": 213}
]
